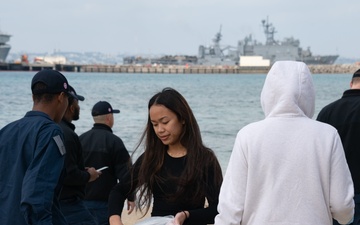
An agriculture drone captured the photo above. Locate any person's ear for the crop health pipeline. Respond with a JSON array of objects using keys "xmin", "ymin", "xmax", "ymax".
[
  {"xmin": 106, "ymin": 114, "xmax": 111, "ymax": 122},
  {"xmin": 58, "ymin": 92, "xmax": 67, "ymax": 103},
  {"xmin": 70, "ymin": 103, "xmax": 75, "ymax": 113}
]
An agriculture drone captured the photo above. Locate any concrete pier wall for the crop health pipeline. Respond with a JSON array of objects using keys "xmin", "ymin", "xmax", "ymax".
[
  {"xmin": 79, "ymin": 64, "xmax": 360, "ymax": 74},
  {"xmin": 1, "ymin": 63, "xmax": 359, "ymax": 74}
]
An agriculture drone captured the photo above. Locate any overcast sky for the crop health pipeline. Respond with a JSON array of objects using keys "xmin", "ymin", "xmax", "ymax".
[{"xmin": 1, "ymin": 0, "xmax": 358, "ymax": 58}]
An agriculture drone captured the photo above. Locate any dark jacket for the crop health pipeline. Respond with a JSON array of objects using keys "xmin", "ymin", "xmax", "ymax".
[
  {"xmin": 79, "ymin": 123, "xmax": 132, "ymax": 201},
  {"xmin": 317, "ymin": 89, "xmax": 360, "ymax": 194},
  {"xmin": 0, "ymin": 111, "xmax": 67, "ymax": 225},
  {"xmin": 59, "ymin": 119, "xmax": 90, "ymax": 200}
]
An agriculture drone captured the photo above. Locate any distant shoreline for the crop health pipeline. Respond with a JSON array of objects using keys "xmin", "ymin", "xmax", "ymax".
[{"xmin": 1, "ymin": 62, "xmax": 359, "ymax": 74}]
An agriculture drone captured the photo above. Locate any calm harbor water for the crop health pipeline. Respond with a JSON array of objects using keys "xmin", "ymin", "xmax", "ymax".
[{"xmin": 0, "ymin": 71, "xmax": 353, "ymax": 172}]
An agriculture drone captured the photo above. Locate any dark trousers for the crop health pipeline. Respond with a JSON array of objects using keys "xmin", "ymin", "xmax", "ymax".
[
  {"xmin": 60, "ymin": 197, "xmax": 97, "ymax": 225},
  {"xmin": 84, "ymin": 200, "xmax": 109, "ymax": 225}
]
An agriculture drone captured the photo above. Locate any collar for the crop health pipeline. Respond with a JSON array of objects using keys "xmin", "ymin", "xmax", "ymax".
[
  {"xmin": 61, "ymin": 119, "xmax": 75, "ymax": 131},
  {"xmin": 25, "ymin": 111, "xmax": 52, "ymax": 120},
  {"xmin": 342, "ymin": 89, "xmax": 360, "ymax": 98},
  {"xmin": 92, "ymin": 123, "xmax": 113, "ymax": 133}
]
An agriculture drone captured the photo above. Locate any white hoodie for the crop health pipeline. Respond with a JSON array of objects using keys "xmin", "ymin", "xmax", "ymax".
[{"xmin": 215, "ymin": 61, "xmax": 354, "ymax": 225}]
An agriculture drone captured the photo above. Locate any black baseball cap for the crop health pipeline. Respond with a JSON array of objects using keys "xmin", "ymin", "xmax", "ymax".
[
  {"xmin": 31, "ymin": 69, "xmax": 77, "ymax": 99},
  {"xmin": 91, "ymin": 101, "xmax": 120, "ymax": 116},
  {"xmin": 68, "ymin": 85, "xmax": 85, "ymax": 101}
]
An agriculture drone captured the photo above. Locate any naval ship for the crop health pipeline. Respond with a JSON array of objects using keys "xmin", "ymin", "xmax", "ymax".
[
  {"xmin": 197, "ymin": 25, "xmax": 240, "ymax": 65},
  {"xmin": 198, "ymin": 18, "xmax": 339, "ymax": 65},
  {"xmin": 0, "ymin": 31, "xmax": 11, "ymax": 63}
]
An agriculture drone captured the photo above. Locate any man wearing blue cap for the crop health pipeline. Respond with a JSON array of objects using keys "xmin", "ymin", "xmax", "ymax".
[
  {"xmin": 0, "ymin": 69, "xmax": 73, "ymax": 225},
  {"xmin": 59, "ymin": 86, "xmax": 101, "ymax": 225},
  {"xmin": 317, "ymin": 68, "xmax": 360, "ymax": 225},
  {"xmin": 80, "ymin": 101, "xmax": 134, "ymax": 225}
]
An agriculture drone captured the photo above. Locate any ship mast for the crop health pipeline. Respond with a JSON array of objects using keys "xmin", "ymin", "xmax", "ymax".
[
  {"xmin": 262, "ymin": 17, "xmax": 277, "ymax": 45},
  {"xmin": 212, "ymin": 25, "xmax": 223, "ymax": 57}
]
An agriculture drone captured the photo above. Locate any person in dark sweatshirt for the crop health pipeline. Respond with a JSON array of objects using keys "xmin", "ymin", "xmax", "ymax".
[
  {"xmin": 317, "ymin": 69, "xmax": 360, "ymax": 225},
  {"xmin": 80, "ymin": 101, "xmax": 134, "ymax": 225},
  {"xmin": 59, "ymin": 85, "xmax": 101, "ymax": 225}
]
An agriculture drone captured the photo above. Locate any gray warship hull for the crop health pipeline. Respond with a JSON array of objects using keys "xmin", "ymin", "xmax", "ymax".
[
  {"xmin": 237, "ymin": 34, "xmax": 338, "ymax": 65},
  {"xmin": 198, "ymin": 18, "xmax": 338, "ymax": 65},
  {"xmin": 302, "ymin": 55, "xmax": 338, "ymax": 65}
]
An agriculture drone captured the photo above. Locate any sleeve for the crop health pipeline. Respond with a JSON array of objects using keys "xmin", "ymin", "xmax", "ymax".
[
  {"xmin": 112, "ymin": 137, "xmax": 131, "ymax": 182},
  {"xmin": 62, "ymin": 133, "xmax": 90, "ymax": 185},
  {"xmin": 187, "ymin": 155, "xmax": 222, "ymax": 224},
  {"xmin": 20, "ymin": 125, "xmax": 66, "ymax": 224},
  {"xmin": 215, "ymin": 131, "xmax": 248, "ymax": 225},
  {"xmin": 330, "ymin": 133, "xmax": 355, "ymax": 224},
  {"xmin": 108, "ymin": 155, "xmax": 142, "ymax": 216},
  {"xmin": 112, "ymin": 138, "xmax": 134, "ymax": 201},
  {"xmin": 108, "ymin": 182, "xmax": 129, "ymax": 216}
]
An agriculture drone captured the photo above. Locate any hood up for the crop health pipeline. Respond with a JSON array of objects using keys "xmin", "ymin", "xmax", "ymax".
[{"xmin": 261, "ymin": 61, "xmax": 315, "ymax": 118}]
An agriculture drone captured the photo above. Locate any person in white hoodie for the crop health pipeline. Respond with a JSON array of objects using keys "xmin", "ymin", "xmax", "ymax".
[{"xmin": 214, "ymin": 61, "xmax": 354, "ymax": 225}]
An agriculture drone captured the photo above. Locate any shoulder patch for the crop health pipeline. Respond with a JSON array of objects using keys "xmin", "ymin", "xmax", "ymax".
[{"xmin": 53, "ymin": 135, "xmax": 66, "ymax": 155}]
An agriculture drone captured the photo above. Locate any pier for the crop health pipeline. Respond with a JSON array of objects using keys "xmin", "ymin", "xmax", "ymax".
[{"xmin": 0, "ymin": 62, "xmax": 359, "ymax": 74}]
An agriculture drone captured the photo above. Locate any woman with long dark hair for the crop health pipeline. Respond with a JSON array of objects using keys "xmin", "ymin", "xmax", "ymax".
[{"xmin": 108, "ymin": 87, "xmax": 223, "ymax": 225}]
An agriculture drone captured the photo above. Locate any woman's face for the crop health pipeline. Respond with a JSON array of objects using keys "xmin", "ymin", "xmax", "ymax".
[{"xmin": 149, "ymin": 104, "xmax": 184, "ymax": 147}]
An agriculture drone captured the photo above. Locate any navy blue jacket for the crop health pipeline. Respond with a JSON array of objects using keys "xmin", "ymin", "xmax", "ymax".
[{"xmin": 0, "ymin": 111, "xmax": 67, "ymax": 225}]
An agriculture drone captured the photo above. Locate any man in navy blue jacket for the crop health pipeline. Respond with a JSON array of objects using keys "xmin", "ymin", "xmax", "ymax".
[{"xmin": 0, "ymin": 69, "xmax": 76, "ymax": 225}]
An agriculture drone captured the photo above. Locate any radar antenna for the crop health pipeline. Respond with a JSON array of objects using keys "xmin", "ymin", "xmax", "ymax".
[
  {"xmin": 213, "ymin": 25, "xmax": 222, "ymax": 44},
  {"xmin": 262, "ymin": 16, "xmax": 277, "ymax": 45}
]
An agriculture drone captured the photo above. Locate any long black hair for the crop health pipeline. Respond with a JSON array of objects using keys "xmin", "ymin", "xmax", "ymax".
[{"xmin": 133, "ymin": 87, "xmax": 223, "ymax": 214}]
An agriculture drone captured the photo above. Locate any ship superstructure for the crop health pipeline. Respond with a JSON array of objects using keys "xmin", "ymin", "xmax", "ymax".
[
  {"xmin": 237, "ymin": 17, "xmax": 338, "ymax": 64},
  {"xmin": 198, "ymin": 17, "xmax": 338, "ymax": 65},
  {"xmin": 198, "ymin": 25, "xmax": 240, "ymax": 65},
  {"xmin": 0, "ymin": 32, "xmax": 11, "ymax": 63}
]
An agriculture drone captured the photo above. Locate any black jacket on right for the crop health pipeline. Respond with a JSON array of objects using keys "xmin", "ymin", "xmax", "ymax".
[
  {"xmin": 79, "ymin": 123, "xmax": 132, "ymax": 201},
  {"xmin": 317, "ymin": 89, "xmax": 360, "ymax": 195}
]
